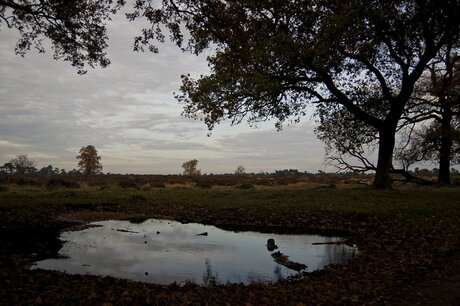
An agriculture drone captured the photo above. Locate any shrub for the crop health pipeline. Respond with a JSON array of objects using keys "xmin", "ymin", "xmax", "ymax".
[
  {"xmin": 128, "ymin": 194, "xmax": 147, "ymax": 202},
  {"xmin": 256, "ymin": 179, "xmax": 275, "ymax": 186},
  {"xmin": 46, "ymin": 178, "xmax": 80, "ymax": 190},
  {"xmin": 15, "ymin": 177, "xmax": 41, "ymax": 187},
  {"xmin": 151, "ymin": 182, "xmax": 166, "ymax": 188},
  {"xmin": 237, "ymin": 183, "xmax": 255, "ymax": 189},
  {"xmin": 118, "ymin": 180, "xmax": 139, "ymax": 189},
  {"xmin": 0, "ymin": 185, "xmax": 8, "ymax": 192},
  {"xmin": 87, "ymin": 178, "xmax": 110, "ymax": 187},
  {"xmin": 196, "ymin": 181, "xmax": 213, "ymax": 188}
]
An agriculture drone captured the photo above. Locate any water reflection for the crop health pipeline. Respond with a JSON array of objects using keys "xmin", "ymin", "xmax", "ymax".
[
  {"xmin": 203, "ymin": 259, "xmax": 218, "ymax": 286},
  {"xmin": 32, "ymin": 219, "xmax": 358, "ymax": 285}
]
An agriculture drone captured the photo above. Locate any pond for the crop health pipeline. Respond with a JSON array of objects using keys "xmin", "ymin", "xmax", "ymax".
[{"xmin": 32, "ymin": 219, "xmax": 358, "ymax": 285}]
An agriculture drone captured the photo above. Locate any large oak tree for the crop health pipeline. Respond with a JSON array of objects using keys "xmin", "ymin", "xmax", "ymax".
[
  {"xmin": 130, "ymin": 0, "xmax": 460, "ymax": 188},
  {"xmin": 316, "ymin": 46, "xmax": 460, "ymax": 185}
]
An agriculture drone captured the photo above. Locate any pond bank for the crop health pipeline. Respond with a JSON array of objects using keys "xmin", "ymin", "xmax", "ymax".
[{"xmin": 1, "ymin": 187, "xmax": 459, "ymax": 304}]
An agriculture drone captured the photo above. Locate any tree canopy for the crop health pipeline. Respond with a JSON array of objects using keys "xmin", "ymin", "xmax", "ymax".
[
  {"xmin": 0, "ymin": 0, "xmax": 125, "ymax": 73},
  {"xmin": 1, "ymin": 154, "xmax": 37, "ymax": 174},
  {"xmin": 76, "ymin": 145, "xmax": 103, "ymax": 175},
  {"xmin": 128, "ymin": 0, "xmax": 460, "ymax": 188},
  {"xmin": 182, "ymin": 159, "xmax": 201, "ymax": 176}
]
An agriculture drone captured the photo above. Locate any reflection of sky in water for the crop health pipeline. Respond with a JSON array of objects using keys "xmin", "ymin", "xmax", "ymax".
[{"xmin": 32, "ymin": 219, "xmax": 358, "ymax": 285}]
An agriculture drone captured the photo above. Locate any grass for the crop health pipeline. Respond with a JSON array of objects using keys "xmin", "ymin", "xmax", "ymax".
[
  {"xmin": 2, "ymin": 183, "xmax": 459, "ymax": 227},
  {"xmin": 1, "ymin": 177, "xmax": 460, "ymax": 304}
]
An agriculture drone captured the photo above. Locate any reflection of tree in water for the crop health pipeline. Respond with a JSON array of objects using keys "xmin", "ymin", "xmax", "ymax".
[
  {"xmin": 203, "ymin": 259, "xmax": 219, "ymax": 285},
  {"xmin": 247, "ymin": 272, "xmax": 267, "ymax": 284},
  {"xmin": 318, "ymin": 238, "xmax": 357, "ymax": 268},
  {"xmin": 274, "ymin": 265, "xmax": 283, "ymax": 281}
]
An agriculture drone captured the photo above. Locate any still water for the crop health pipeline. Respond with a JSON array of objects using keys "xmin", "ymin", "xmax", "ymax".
[{"xmin": 32, "ymin": 219, "xmax": 358, "ymax": 285}]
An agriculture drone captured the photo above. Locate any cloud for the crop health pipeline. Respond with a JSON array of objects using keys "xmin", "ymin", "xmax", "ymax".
[
  {"xmin": 199, "ymin": 123, "xmax": 326, "ymax": 173},
  {"xmin": 0, "ymin": 9, "xmax": 328, "ymax": 174},
  {"xmin": 0, "ymin": 140, "xmax": 30, "ymax": 148}
]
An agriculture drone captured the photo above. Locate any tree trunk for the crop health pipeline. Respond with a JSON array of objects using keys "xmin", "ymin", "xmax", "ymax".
[
  {"xmin": 373, "ymin": 129, "xmax": 396, "ymax": 189},
  {"xmin": 438, "ymin": 108, "xmax": 453, "ymax": 185}
]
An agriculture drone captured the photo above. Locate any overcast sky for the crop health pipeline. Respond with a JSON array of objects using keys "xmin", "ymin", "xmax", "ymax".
[{"xmin": 0, "ymin": 11, "xmax": 330, "ymax": 175}]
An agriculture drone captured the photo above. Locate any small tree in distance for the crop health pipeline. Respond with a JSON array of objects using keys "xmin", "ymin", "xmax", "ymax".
[
  {"xmin": 182, "ymin": 159, "xmax": 201, "ymax": 176},
  {"xmin": 76, "ymin": 145, "xmax": 102, "ymax": 175},
  {"xmin": 9, "ymin": 154, "xmax": 37, "ymax": 174},
  {"xmin": 235, "ymin": 165, "xmax": 245, "ymax": 175}
]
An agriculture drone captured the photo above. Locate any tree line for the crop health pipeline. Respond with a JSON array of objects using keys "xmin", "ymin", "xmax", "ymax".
[
  {"xmin": 0, "ymin": 145, "xmax": 103, "ymax": 175},
  {"xmin": 2, "ymin": 0, "xmax": 459, "ymax": 189}
]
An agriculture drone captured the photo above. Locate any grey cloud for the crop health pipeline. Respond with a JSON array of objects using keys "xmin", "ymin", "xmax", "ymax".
[
  {"xmin": 164, "ymin": 123, "xmax": 327, "ymax": 174},
  {"xmin": 0, "ymin": 12, "xmax": 327, "ymax": 174}
]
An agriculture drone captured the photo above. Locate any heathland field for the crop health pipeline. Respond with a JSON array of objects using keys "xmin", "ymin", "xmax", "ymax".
[{"xmin": 1, "ymin": 174, "xmax": 459, "ymax": 305}]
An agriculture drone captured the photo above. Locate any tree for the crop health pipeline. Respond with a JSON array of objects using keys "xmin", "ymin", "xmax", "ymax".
[
  {"xmin": 8, "ymin": 154, "xmax": 37, "ymax": 174},
  {"xmin": 235, "ymin": 165, "xmax": 246, "ymax": 175},
  {"xmin": 397, "ymin": 48, "xmax": 460, "ymax": 184},
  {"xmin": 76, "ymin": 145, "xmax": 102, "ymax": 175},
  {"xmin": 128, "ymin": 0, "xmax": 460, "ymax": 189},
  {"xmin": 0, "ymin": 0, "xmax": 125, "ymax": 73},
  {"xmin": 68, "ymin": 168, "xmax": 82, "ymax": 175},
  {"xmin": 38, "ymin": 165, "xmax": 56, "ymax": 175},
  {"xmin": 38, "ymin": 164, "xmax": 64, "ymax": 175},
  {"xmin": 182, "ymin": 159, "xmax": 201, "ymax": 176},
  {"xmin": 396, "ymin": 121, "xmax": 460, "ymax": 180},
  {"xmin": 315, "ymin": 99, "xmax": 381, "ymax": 174},
  {"xmin": 318, "ymin": 47, "xmax": 460, "ymax": 185},
  {"xmin": 0, "ymin": 162, "xmax": 15, "ymax": 174}
]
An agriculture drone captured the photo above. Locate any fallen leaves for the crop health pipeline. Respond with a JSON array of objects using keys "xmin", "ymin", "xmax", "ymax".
[{"xmin": 1, "ymin": 192, "xmax": 459, "ymax": 305}]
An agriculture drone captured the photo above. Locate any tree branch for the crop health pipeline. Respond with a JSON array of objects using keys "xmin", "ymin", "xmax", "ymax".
[
  {"xmin": 320, "ymin": 70, "xmax": 383, "ymax": 129},
  {"xmin": 344, "ymin": 51, "xmax": 393, "ymax": 99}
]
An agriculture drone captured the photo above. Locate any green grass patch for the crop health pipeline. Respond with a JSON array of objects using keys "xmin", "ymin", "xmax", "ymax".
[{"xmin": 1, "ymin": 185, "xmax": 459, "ymax": 226}]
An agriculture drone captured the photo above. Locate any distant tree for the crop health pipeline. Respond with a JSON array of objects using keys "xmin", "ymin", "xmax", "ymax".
[
  {"xmin": 76, "ymin": 145, "xmax": 102, "ymax": 175},
  {"xmin": 68, "ymin": 168, "xmax": 83, "ymax": 175},
  {"xmin": 9, "ymin": 154, "xmax": 37, "ymax": 174},
  {"xmin": 275, "ymin": 169, "xmax": 301, "ymax": 176},
  {"xmin": 0, "ymin": 0, "xmax": 125, "ymax": 73},
  {"xmin": 417, "ymin": 168, "xmax": 433, "ymax": 177},
  {"xmin": 182, "ymin": 159, "xmax": 201, "ymax": 176},
  {"xmin": 38, "ymin": 165, "xmax": 56, "ymax": 175},
  {"xmin": 38, "ymin": 165, "xmax": 65, "ymax": 175},
  {"xmin": 234, "ymin": 165, "xmax": 245, "ymax": 175},
  {"xmin": 0, "ymin": 162, "xmax": 15, "ymax": 174}
]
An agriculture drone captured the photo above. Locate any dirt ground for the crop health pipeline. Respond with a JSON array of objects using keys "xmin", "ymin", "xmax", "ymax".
[
  {"xmin": 58, "ymin": 211, "xmax": 460, "ymax": 306},
  {"xmin": 60, "ymin": 211, "xmax": 460, "ymax": 306},
  {"xmin": 391, "ymin": 246, "xmax": 460, "ymax": 306},
  {"xmin": 1, "ymin": 192, "xmax": 460, "ymax": 305}
]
